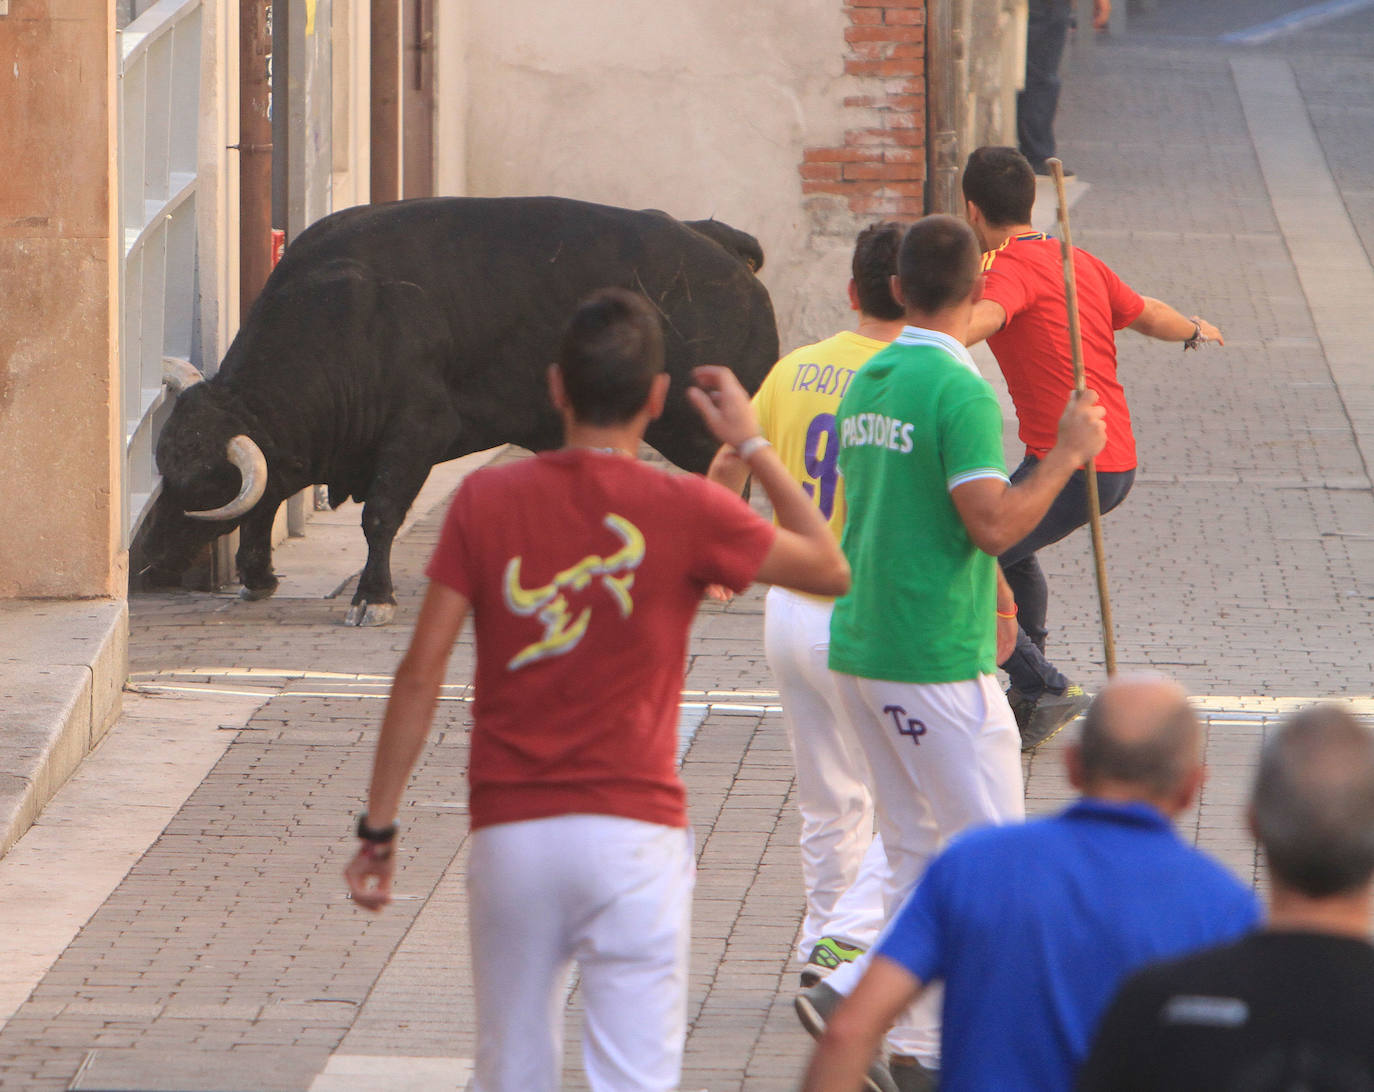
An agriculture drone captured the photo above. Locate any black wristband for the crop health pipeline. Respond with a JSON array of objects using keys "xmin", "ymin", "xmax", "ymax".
[
  {"xmin": 1183, "ymin": 321, "xmax": 1203, "ymax": 351},
  {"xmin": 355, "ymin": 812, "xmax": 398, "ymax": 844}
]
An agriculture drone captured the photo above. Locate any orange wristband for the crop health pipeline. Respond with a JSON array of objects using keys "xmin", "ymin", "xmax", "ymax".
[{"xmin": 996, "ymin": 604, "xmax": 1018, "ymax": 619}]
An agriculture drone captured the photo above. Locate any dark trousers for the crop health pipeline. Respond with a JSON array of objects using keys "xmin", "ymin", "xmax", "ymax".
[
  {"xmin": 998, "ymin": 455, "xmax": 1135, "ymax": 697},
  {"xmin": 1017, "ymin": 0, "xmax": 1072, "ymax": 166}
]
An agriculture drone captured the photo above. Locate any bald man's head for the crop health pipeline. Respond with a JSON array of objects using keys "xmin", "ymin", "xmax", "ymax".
[
  {"xmin": 1253, "ymin": 705, "xmax": 1374, "ymax": 897},
  {"xmin": 1073, "ymin": 675, "xmax": 1202, "ymax": 804}
]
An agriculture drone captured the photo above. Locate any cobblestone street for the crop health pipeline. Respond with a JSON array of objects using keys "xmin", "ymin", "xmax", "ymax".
[{"xmin": 3, "ymin": 3, "xmax": 1374, "ymax": 1088}]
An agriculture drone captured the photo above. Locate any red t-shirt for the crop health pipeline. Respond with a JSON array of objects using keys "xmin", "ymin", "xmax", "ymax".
[
  {"xmin": 982, "ymin": 233, "xmax": 1145, "ymax": 472},
  {"xmin": 426, "ymin": 448, "xmax": 776, "ymax": 831}
]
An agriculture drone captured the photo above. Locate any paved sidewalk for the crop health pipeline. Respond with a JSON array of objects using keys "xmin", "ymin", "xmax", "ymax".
[{"xmin": 2, "ymin": 10, "xmax": 1374, "ymax": 1089}]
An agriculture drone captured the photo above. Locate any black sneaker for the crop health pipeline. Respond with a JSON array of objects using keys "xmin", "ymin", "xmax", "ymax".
[
  {"xmin": 889, "ymin": 1054, "xmax": 940, "ymax": 1092},
  {"xmin": 1006, "ymin": 686, "xmax": 1034, "ymax": 733},
  {"xmin": 1019, "ymin": 684, "xmax": 1091, "ymax": 752}
]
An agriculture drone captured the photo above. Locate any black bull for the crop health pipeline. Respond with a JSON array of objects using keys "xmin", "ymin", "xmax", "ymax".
[{"xmin": 138, "ymin": 196, "xmax": 779, "ymax": 625}]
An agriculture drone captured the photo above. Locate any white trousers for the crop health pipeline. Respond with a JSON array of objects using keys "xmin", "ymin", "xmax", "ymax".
[
  {"xmin": 825, "ymin": 672, "xmax": 1024, "ymax": 1065},
  {"xmin": 468, "ymin": 814, "xmax": 695, "ymax": 1092},
  {"xmin": 764, "ymin": 587, "xmax": 888, "ymax": 957}
]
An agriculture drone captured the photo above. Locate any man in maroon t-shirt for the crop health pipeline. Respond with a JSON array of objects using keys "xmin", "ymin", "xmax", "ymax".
[
  {"xmin": 962, "ymin": 146, "xmax": 1224, "ymax": 750},
  {"xmin": 345, "ymin": 288, "xmax": 849, "ymax": 1092}
]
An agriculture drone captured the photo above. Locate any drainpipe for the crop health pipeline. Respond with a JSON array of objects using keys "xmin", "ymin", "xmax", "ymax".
[
  {"xmin": 239, "ymin": 0, "xmax": 273, "ymax": 319},
  {"xmin": 925, "ymin": 0, "xmax": 962, "ymax": 215},
  {"xmin": 371, "ymin": 0, "xmax": 401, "ymax": 202},
  {"xmin": 271, "ymin": 0, "xmax": 289, "ymax": 240},
  {"xmin": 219, "ymin": 0, "xmax": 275, "ymax": 588}
]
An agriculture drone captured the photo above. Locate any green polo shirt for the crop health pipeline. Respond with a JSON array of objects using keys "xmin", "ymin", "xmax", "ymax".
[{"xmin": 829, "ymin": 326, "xmax": 1008, "ymax": 684}]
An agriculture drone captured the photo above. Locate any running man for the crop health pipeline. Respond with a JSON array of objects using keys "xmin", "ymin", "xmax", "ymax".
[
  {"xmin": 344, "ymin": 288, "xmax": 849, "ymax": 1092},
  {"xmin": 707, "ymin": 223, "xmax": 906, "ymax": 989},
  {"xmin": 797, "ymin": 215, "xmax": 1107, "ymax": 1090},
  {"xmin": 962, "ymin": 145, "xmax": 1225, "ymax": 748},
  {"xmin": 802, "ymin": 675, "xmax": 1258, "ymax": 1092}
]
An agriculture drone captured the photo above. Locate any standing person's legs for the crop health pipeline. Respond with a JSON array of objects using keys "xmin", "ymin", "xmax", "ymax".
[
  {"xmin": 999, "ymin": 457, "xmax": 1135, "ymax": 702},
  {"xmin": 469, "ymin": 818, "xmax": 578, "ymax": 1092},
  {"xmin": 1018, "ymin": 0, "xmax": 1072, "ymax": 168},
  {"xmin": 765, "ymin": 587, "xmax": 885, "ymax": 961},
  {"xmin": 574, "ymin": 817, "xmax": 694, "ymax": 1092},
  {"xmin": 829, "ymin": 672, "xmax": 1024, "ymax": 1067}
]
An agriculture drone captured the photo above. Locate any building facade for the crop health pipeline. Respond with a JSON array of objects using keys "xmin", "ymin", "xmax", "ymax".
[{"xmin": 2, "ymin": 0, "xmax": 1029, "ymax": 606}]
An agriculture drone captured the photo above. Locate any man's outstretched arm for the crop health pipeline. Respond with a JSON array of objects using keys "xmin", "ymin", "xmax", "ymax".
[
  {"xmin": 1128, "ymin": 297, "xmax": 1224, "ymax": 346},
  {"xmin": 802, "ymin": 957, "xmax": 923, "ymax": 1091}
]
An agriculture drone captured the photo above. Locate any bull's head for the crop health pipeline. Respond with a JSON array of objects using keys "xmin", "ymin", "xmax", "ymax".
[{"xmin": 156, "ymin": 368, "xmax": 269, "ymax": 523}]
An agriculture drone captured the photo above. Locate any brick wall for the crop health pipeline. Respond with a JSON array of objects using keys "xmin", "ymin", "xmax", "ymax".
[{"xmin": 801, "ymin": 0, "xmax": 927, "ymax": 218}]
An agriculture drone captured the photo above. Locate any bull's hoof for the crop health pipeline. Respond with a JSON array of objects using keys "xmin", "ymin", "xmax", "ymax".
[
  {"xmin": 344, "ymin": 601, "xmax": 396, "ymax": 627},
  {"xmin": 239, "ymin": 583, "xmax": 277, "ymax": 602}
]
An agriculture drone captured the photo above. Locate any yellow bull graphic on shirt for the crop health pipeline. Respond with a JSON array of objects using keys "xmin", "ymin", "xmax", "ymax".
[{"xmin": 501, "ymin": 513, "xmax": 646, "ymax": 670}]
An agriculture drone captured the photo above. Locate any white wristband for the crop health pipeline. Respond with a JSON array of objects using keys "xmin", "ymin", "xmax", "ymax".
[{"xmin": 735, "ymin": 436, "xmax": 771, "ymax": 462}]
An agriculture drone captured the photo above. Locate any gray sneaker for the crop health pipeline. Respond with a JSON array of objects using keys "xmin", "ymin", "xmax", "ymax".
[
  {"xmin": 795, "ymin": 982, "xmax": 899, "ymax": 1092},
  {"xmin": 889, "ymin": 1053, "xmax": 940, "ymax": 1092},
  {"xmin": 795, "ymin": 981, "xmax": 841, "ymax": 1039},
  {"xmin": 1017, "ymin": 684, "xmax": 1091, "ymax": 752}
]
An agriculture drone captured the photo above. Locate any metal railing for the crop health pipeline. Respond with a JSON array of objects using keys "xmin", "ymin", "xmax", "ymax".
[{"xmin": 118, "ymin": 0, "xmax": 202, "ymax": 543}]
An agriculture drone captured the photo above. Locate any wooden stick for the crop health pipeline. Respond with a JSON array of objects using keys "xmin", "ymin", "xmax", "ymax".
[{"xmin": 1049, "ymin": 158, "xmax": 1118, "ymax": 676}]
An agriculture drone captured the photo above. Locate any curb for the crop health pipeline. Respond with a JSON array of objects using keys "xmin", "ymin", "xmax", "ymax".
[{"xmin": 0, "ymin": 599, "xmax": 128, "ymax": 858}]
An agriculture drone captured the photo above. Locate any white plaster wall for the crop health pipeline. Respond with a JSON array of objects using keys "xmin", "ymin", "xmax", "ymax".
[
  {"xmin": 434, "ymin": 0, "xmax": 468, "ymax": 196},
  {"xmin": 447, "ymin": 0, "xmax": 873, "ymax": 350},
  {"xmin": 331, "ymin": 0, "xmax": 371, "ymax": 210}
]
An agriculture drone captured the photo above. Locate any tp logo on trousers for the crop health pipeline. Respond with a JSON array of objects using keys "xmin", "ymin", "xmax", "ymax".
[{"xmin": 884, "ymin": 704, "xmax": 927, "ymax": 746}]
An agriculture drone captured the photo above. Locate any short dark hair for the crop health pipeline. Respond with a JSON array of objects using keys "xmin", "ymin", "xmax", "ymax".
[
  {"xmin": 962, "ymin": 146, "xmax": 1036, "ymax": 228},
  {"xmin": 1252, "ymin": 705, "xmax": 1374, "ymax": 897},
  {"xmin": 557, "ymin": 288, "xmax": 665, "ymax": 426},
  {"xmin": 896, "ymin": 215, "xmax": 980, "ymax": 315},
  {"xmin": 852, "ymin": 221, "xmax": 905, "ymax": 321},
  {"xmin": 1077, "ymin": 679, "xmax": 1200, "ymax": 798}
]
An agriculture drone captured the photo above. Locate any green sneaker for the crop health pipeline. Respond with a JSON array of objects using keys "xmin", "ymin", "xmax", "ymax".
[{"xmin": 801, "ymin": 936, "xmax": 865, "ymax": 987}]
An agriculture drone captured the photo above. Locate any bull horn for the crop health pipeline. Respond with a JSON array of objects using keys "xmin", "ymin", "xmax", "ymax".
[
  {"xmin": 162, "ymin": 357, "xmax": 205, "ymax": 394},
  {"xmin": 185, "ymin": 435, "xmax": 268, "ymax": 521}
]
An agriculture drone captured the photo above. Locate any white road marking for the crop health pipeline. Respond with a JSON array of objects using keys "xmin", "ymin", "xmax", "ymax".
[
  {"xmin": 309, "ymin": 1054, "xmax": 473, "ymax": 1092},
  {"xmin": 129, "ymin": 670, "xmax": 1374, "ymax": 717},
  {"xmin": 1221, "ymin": 0, "xmax": 1374, "ymax": 44}
]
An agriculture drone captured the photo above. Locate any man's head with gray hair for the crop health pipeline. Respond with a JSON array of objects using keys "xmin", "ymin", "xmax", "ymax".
[
  {"xmin": 1252, "ymin": 704, "xmax": 1374, "ymax": 898},
  {"xmin": 1069, "ymin": 674, "xmax": 1203, "ymax": 813}
]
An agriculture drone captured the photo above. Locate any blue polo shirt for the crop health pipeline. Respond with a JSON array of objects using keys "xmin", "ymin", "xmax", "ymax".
[{"xmin": 876, "ymin": 799, "xmax": 1261, "ymax": 1092}]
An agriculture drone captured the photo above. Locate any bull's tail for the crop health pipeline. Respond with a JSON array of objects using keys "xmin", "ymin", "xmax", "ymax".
[{"xmin": 682, "ymin": 219, "xmax": 765, "ymax": 274}]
